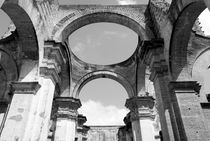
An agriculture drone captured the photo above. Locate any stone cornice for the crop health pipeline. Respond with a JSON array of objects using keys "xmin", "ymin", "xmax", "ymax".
[
  {"xmin": 40, "ymin": 41, "xmax": 66, "ymax": 85},
  {"xmin": 53, "ymin": 97, "xmax": 81, "ymax": 120},
  {"xmin": 40, "ymin": 67, "xmax": 61, "ymax": 85},
  {"xmin": 125, "ymin": 96, "xmax": 155, "ymax": 110},
  {"xmin": 169, "ymin": 81, "xmax": 201, "ymax": 94},
  {"xmin": 10, "ymin": 82, "xmax": 41, "ymax": 95},
  {"xmin": 125, "ymin": 96, "xmax": 155, "ymax": 121},
  {"xmin": 130, "ymin": 109, "xmax": 155, "ymax": 121}
]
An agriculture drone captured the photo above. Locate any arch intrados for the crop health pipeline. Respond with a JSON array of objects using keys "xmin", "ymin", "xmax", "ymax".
[
  {"xmin": 1, "ymin": 3, "xmax": 39, "ymax": 60},
  {"xmin": 73, "ymin": 71, "xmax": 134, "ymax": 98},
  {"xmin": 0, "ymin": 48, "xmax": 18, "ymax": 81},
  {"xmin": 61, "ymin": 12, "xmax": 148, "ymax": 42},
  {"xmin": 169, "ymin": 1, "xmax": 206, "ymax": 80}
]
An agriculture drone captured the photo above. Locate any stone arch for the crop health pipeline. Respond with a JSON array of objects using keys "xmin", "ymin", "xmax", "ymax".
[
  {"xmin": 1, "ymin": 2, "xmax": 39, "ymax": 60},
  {"xmin": 72, "ymin": 70, "xmax": 135, "ymax": 98},
  {"xmin": 169, "ymin": 1, "xmax": 206, "ymax": 80},
  {"xmin": 52, "ymin": 11, "xmax": 151, "ymax": 42},
  {"xmin": 0, "ymin": 1, "xmax": 40, "ymax": 82}
]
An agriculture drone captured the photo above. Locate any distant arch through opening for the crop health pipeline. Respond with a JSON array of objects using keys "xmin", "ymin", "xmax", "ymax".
[
  {"xmin": 78, "ymin": 78, "xmax": 129, "ymax": 126},
  {"xmin": 73, "ymin": 71, "xmax": 135, "ymax": 98}
]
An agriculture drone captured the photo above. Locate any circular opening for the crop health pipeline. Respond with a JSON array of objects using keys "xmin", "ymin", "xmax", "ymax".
[
  {"xmin": 68, "ymin": 22, "xmax": 138, "ymax": 65},
  {"xmin": 78, "ymin": 78, "xmax": 129, "ymax": 125}
]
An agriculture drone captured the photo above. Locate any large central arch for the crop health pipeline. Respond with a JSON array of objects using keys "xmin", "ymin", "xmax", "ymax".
[{"xmin": 51, "ymin": 5, "xmax": 153, "ymax": 42}]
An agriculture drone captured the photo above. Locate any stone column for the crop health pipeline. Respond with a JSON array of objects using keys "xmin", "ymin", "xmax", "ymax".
[
  {"xmin": 140, "ymin": 39, "xmax": 176, "ymax": 141},
  {"xmin": 169, "ymin": 81, "xmax": 210, "ymax": 141},
  {"xmin": 0, "ymin": 82, "xmax": 40, "ymax": 140},
  {"xmin": 125, "ymin": 96, "xmax": 156, "ymax": 141},
  {"xmin": 53, "ymin": 97, "xmax": 81, "ymax": 141}
]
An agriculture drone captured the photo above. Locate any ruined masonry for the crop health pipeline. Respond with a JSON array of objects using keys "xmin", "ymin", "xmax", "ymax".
[{"xmin": 0, "ymin": 0, "xmax": 210, "ymax": 140}]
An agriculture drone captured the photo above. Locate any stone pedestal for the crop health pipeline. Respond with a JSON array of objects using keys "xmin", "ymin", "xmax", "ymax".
[
  {"xmin": 125, "ymin": 96, "xmax": 156, "ymax": 141},
  {"xmin": 53, "ymin": 97, "xmax": 81, "ymax": 141},
  {"xmin": 0, "ymin": 82, "xmax": 40, "ymax": 141},
  {"xmin": 169, "ymin": 81, "xmax": 210, "ymax": 141}
]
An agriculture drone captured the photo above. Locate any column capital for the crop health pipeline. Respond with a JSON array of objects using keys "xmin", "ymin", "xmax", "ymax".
[
  {"xmin": 10, "ymin": 81, "xmax": 41, "ymax": 95},
  {"xmin": 53, "ymin": 97, "xmax": 81, "ymax": 120},
  {"xmin": 169, "ymin": 81, "xmax": 201, "ymax": 94},
  {"xmin": 125, "ymin": 96, "xmax": 155, "ymax": 120}
]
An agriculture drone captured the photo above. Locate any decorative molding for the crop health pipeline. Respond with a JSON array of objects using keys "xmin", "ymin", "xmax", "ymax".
[
  {"xmin": 53, "ymin": 97, "xmax": 81, "ymax": 120},
  {"xmin": 125, "ymin": 96, "xmax": 155, "ymax": 121},
  {"xmin": 200, "ymin": 102, "xmax": 210, "ymax": 109},
  {"xmin": 10, "ymin": 81, "xmax": 41, "ymax": 95},
  {"xmin": 40, "ymin": 67, "xmax": 61, "ymax": 85},
  {"xmin": 40, "ymin": 41, "xmax": 66, "ymax": 85},
  {"xmin": 169, "ymin": 81, "xmax": 201, "ymax": 94}
]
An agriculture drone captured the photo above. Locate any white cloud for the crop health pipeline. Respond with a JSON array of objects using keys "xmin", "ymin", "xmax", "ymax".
[
  {"xmin": 199, "ymin": 8, "xmax": 210, "ymax": 35},
  {"xmin": 116, "ymin": 0, "xmax": 137, "ymax": 5},
  {"xmin": 103, "ymin": 31, "xmax": 128, "ymax": 38},
  {"xmin": 72, "ymin": 42, "xmax": 85, "ymax": 53},
  {"xmin": 78, "ymin": 100, "xmax": 129, "ymax": 125}
]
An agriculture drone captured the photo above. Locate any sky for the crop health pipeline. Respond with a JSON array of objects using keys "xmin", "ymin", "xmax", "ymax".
[
  {"xmin": 0, "ymin": 0, "xmax": 210, "ymax": 127},
  {"xmin": 69, "ymin": 22, "xmax": 138, "ymax": 65}
]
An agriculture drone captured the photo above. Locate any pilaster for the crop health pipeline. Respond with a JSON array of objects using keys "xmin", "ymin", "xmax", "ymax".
[
  {"xmin": 53, "ymin": 97, "xmax": 81, "ymax": 141},
  {"xmin": 30, "ymin": 41, "xmax": 66, "ymax": 141},
  {"xmin": 0, "ymin": 82, "xmax": 40, "ymax": 141},
  {"xmin": 169, "ymin": 81, "xmax": 210, "ymax": 141},
  {"xmin": 140, "ymin": 38, "xmax": 176, "ymax": 141},
  {"xmin": 125, "ymin": 96, "xmax": 156, "ymax": 141}
]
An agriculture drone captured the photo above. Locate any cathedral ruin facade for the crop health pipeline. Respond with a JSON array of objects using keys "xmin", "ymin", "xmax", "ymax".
[{"xmin": 0, "ymin": 0, "xmax": 210, "ymax": 140}]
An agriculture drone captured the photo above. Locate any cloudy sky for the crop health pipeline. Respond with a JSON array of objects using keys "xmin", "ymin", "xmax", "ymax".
[{"xmin": 0, "ymin": 0, "xmax": 210, "ymax": 126}]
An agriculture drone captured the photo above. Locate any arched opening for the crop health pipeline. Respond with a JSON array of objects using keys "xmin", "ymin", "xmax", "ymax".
[
  {"xmin": 78, "ymin": 78, "xmax": 128, "ymax": 125},
  {"xmin": 77, "ymin": 78, "xmax": 129, "ymax": 140},
  {"xmin": 68, "ymin": 22, "xmax": 138, "ymax": 65}
]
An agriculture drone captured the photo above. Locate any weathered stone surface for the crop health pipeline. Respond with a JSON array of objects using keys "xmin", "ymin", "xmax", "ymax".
[{"xmin": 0, "ymin": 0, "xmax": 210, "ymax": 141}]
